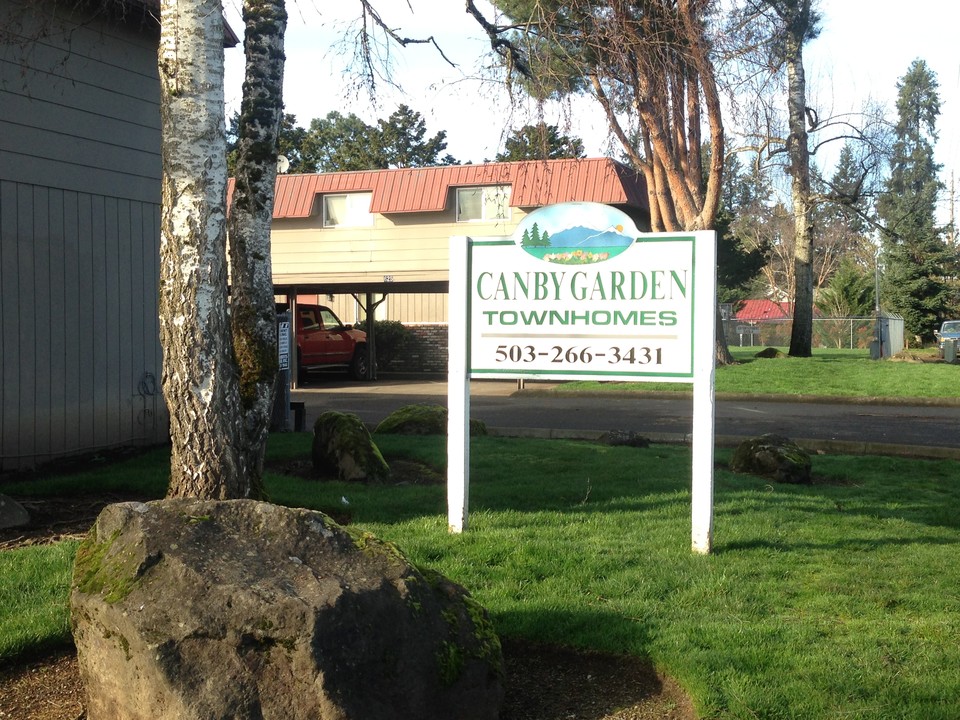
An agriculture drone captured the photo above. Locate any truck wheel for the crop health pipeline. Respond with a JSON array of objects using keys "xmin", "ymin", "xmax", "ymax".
[{"xmin": 350, "ymin": 348, "xmax": 369, "ymax": 380}]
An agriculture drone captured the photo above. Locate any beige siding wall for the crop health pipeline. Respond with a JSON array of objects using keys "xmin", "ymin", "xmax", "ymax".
[
  {"xmin": 1, "ymin": 0, "xmax": 168, "ymax": 471},
  {"xmin": 272, "ymin": 192, "xmax": 530, "ymax": 287},
  {"xmin": 294, "ymin": 293, "xmax": 448, "ymax": 325}
]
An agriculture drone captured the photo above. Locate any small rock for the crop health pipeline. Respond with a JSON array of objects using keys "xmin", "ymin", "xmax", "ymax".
[
  {"xmin": 312, "ymin": 411, "xmax": 389, "ymax": 482},
  {"xmin": 376, "ymin": 404, "xmax": 487, "ymax": 436},
  {"xmin": 597, "ymin": 430, "xmax": 650, "ymax": 448},
  {"xmin": 754, "ymin": 347, "xmax": 787, "ymax": 359},
  {"xmin": 730, "ymin": 433, "xmax": 812, "ymax": 484},
  {"xmin": 0, "ymin": 494, "xmax": 29, "ymax": 529}
]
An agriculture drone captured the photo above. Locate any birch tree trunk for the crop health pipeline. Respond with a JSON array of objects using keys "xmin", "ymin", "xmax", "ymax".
[
  {"xmin": 158, "ymin": 0, "xmax": 248, "ymax": 499},
  {"xmin": 784, "ymin": 6, "xmax": 814, "ymax": 358},
  {"xmin": 228, "ymin": 0, "xmax": 287, "ymax": 497}
]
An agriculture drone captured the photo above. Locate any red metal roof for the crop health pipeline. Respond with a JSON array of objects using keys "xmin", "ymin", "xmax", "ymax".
[
  {"xmin": 268, "ymin": 158, "xmax": 648, "ymax": 219},
  {"xmin": 735, "ymin": 299, "xmax": 793, "ymax": 321}
]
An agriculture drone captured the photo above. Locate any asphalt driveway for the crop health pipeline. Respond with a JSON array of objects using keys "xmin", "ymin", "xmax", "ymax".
[{"xmin": 290, "ymin": 376, "xmax": 960, "ymax": 459}]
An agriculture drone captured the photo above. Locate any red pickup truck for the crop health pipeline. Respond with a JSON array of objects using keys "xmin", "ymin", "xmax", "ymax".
[{"xmin": 294, "ymin": 304, "xmax": 368, "ymax": 382}]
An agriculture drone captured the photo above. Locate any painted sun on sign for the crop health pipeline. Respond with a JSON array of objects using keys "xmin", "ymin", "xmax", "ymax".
[{"xmin": 512, "ymin": 202, "xmax": 642, "ymax": 265}]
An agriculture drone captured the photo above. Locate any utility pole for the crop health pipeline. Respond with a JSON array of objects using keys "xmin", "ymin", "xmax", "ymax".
[{"xmin": 949, "ymin": 172, "xmax": 956, "ymax": 245}]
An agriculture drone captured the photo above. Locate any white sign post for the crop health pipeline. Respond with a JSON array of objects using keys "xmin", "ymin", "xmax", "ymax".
[{"xmin": 447, "ymin": 203, "xmax": 716, "ymax": 552}]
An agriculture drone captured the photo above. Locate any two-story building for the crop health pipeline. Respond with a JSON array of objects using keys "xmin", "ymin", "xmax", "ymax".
[{"xmin": 268, "ymin": 158, "xmax": 650, "ymax": 370}]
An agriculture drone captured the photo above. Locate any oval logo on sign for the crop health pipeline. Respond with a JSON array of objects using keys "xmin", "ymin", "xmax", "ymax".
[{"xmin": 511, "ymin": 202, "xmax": 640, "ymax": 265}]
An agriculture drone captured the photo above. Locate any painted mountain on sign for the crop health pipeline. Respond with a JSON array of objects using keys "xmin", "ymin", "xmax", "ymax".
[
  {"xmin": 512, "ymin": 203, "xmax": 640, "ymax": 265},
  {"xmin": 548, "ymin": 225, "xmax": 632, "ymax": 249}
]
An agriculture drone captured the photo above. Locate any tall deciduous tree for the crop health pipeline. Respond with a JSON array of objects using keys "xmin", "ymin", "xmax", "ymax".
[
  {"xmin": 159, "ymin": 0, "xmax": 286, "ymax": 499},
  {"xmin": 159, "ymin": 0, "xmax": 245, "ymax": 498},
  {"xmin": 876, "ymin": 59, "xmax": 951, "ymax": 342},
  {"xmin": 725, "ymin": 1, "xmax": 888, "ymax": 353},
  {"xmin": 476, "ymin": 0, "xmax": 724, "ymax": 231},
  {"xmin": 471, "ymin": 0, "xmax": 732, "ymax": 362},
  {"xmin": 729, "ymin": 0, "xmax": 820, "ymax": 356},
  {"xmin": 226, "ymin": 0, "xmax": 287, "ymax": 497}
]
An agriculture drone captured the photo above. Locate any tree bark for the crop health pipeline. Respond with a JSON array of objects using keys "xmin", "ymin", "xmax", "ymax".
[
  {"xmin": 228, "ymin": 0, "xmax": 288, "ymax": 497},
  {"xmin": 784, "ymin": 4, "xmax": 814, "ymax": 358},
  {"xmin": 159, "ymin": 0, "xmax": 248, "ymax": 498}
]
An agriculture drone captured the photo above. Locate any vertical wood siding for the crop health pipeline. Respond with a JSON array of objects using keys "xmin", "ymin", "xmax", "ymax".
[
  {"xmin": 1, "ymin": 0, "xmax": 167, "ymax": 471},
  {"xmin": 1, "ymin": 181, "xmax": 166, "ymax": 471}
]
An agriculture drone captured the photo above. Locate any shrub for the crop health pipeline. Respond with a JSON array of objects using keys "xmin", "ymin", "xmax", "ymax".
[{"xmin": 357, "ymin": 320, "xmax": 421, "ymax": 370}]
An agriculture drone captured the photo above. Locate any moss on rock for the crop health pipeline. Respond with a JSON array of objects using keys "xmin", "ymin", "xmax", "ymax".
[
  {"xmin": 375, "ymin": 404, "xmax": 487, "ymax": 437},
  {"xmin": 73, "ymin": 528, "xmax": 142, "ymax": 604},
  {"xmin": 312, "ymin": 411, "xmax": 390, "ymax": 482}
]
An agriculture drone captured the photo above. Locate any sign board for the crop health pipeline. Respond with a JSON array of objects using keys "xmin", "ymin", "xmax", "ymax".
[
  {"xmin": 469, "ymin": 203, "xmax": 697, "ymax": 381},
  {"xmin": 277, "ymin": 320, "xmax": 290, "ymax": 371},
  {"xmin": 448, "ymin": 202, "xmax": 717, "ymax": 554}
]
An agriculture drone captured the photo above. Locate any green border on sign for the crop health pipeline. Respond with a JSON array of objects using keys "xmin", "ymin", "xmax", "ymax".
[{"xmin": 466, "ymin": 235, "xmax": 698, "ymax": 381}]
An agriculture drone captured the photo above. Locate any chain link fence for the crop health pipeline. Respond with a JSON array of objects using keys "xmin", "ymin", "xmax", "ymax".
[{"xmin": 723, "ymin": 316, "xmax": 904, "ymax": 353}]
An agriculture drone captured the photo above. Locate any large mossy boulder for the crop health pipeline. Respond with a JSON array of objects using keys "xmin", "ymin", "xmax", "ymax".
[
  {"xmin": 375, "ymin": 404, "xmax": 487, "ymax": 437},
  {"xmin": 312, "ymin": 411, "xmax": 389, "ymax": 481},
  {"xmin": 70, "ymin": 499, "xmax": 504, "ymax": 720},
  {"xmin": 730, "ymin": 433, "xmax": 812, "ymax": 484}
]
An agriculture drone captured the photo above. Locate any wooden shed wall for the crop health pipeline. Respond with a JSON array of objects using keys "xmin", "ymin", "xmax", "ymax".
[{"xmin": 1, "ymin": 0, "xmax": 168, "ymax": 471}]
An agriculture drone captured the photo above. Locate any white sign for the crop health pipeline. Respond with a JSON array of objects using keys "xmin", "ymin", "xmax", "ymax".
[
  {"xmin": 448, "ymin": 203, "xmax": 717, "ymax": 554},
  {"xmin": 469, "ymin": 241, "xmax": 696, "ymax": 381},
  {"xmin": 278, "ymin": 320, "xmax": 290, "ymax": 371},
  {"xmin": 469, "ymin": 203, "xmax": 696, "ymax": 380}
]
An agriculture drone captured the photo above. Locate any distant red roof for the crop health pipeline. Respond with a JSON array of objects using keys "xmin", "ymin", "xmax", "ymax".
[
  {"xmin": 267, "ymin": 158, "xmax": 648, "ymax": 219},
  {"xmin": 736, "ymin": 299, "xmax": 793, "ymax": 321}
]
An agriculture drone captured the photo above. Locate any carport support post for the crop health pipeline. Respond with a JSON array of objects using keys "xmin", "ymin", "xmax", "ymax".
[
  {"xmin": 365, "ymin": 292, "xmax": 376, "ymax": 380},
  {"xmin": 447, "ymin": 236, "xmax": 470, "ymax": 533}
]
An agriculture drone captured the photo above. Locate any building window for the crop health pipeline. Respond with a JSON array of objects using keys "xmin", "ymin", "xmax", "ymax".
[
  {"xmin": 323, "ymin": 193, "xmax": 373, "ymax": 227},
  {"xmin": 456, "ymin": 185, "xmax": 511, "ymax": 222}
]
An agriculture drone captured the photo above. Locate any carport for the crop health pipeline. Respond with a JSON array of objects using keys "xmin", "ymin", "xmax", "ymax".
[{"xmin": 275, "ymin": 279, "xmax": 449, "ymax": 386}]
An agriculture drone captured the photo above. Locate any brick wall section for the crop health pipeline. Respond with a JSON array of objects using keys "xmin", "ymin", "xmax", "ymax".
[{"xmin": 386, "ymin": 324, "xmax": 448, "ymax": 373}]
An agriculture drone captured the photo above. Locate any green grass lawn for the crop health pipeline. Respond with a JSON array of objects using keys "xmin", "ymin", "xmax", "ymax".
[
  {"xmin": 557, "ymin": 348, "xmax": 960, "ymax": 399},
  {"xmin": 3, "ymin": 432, "xmax": 960, "ymax": 719}
]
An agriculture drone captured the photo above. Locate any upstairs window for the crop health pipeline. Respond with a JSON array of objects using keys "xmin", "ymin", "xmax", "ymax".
[
  {"xmin": 456, "ymin": 185, "xmax": 511, "ymax": 222},
  {"xmin": 323, "ymin": 192, "xmax": 373, "ymax": 227}
]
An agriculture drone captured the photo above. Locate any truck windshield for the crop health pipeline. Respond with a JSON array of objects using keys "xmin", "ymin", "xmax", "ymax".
[{"xmin": 942, "ymin": 322, "xmax": 960, "ymax": 333}]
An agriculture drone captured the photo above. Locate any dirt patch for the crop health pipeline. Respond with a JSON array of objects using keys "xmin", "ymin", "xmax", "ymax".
[
  {"xmin": 0, "ymin": 494, "xmax": 145, "ymax": 551},
  {"xmin": 1, "ymin": 639, "xmax": 695, "ymax": 720},
  {"xmin": 1, "ymin": 488, "xmax": 697, "ymax": 720}
]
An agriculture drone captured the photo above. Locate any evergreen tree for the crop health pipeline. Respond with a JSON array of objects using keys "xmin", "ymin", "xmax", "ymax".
[
  {"xmin": 295, "ymin": 106, "xmax": 456, "ymax": 172},
  {"xmin": 876, "ymin": 59, "xmax": 951, "ymax": 342},
  {"xmin": 494, "ymin": 123, "xmax": 585, "ymax": 161},
  {"xmin": 375, "ymin": 104, "xmax": 456, "ymax": 168},
  {"xmin": 715, "ymin": 151, "xmax": 768, "ymax": 304},
  {"xmin": 299, "ymin": 111, "xmax": 381, "ymax": 172},
  {"xmin": 815, "ymin": 258, "xmax": 875, "ymax": 317}
]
